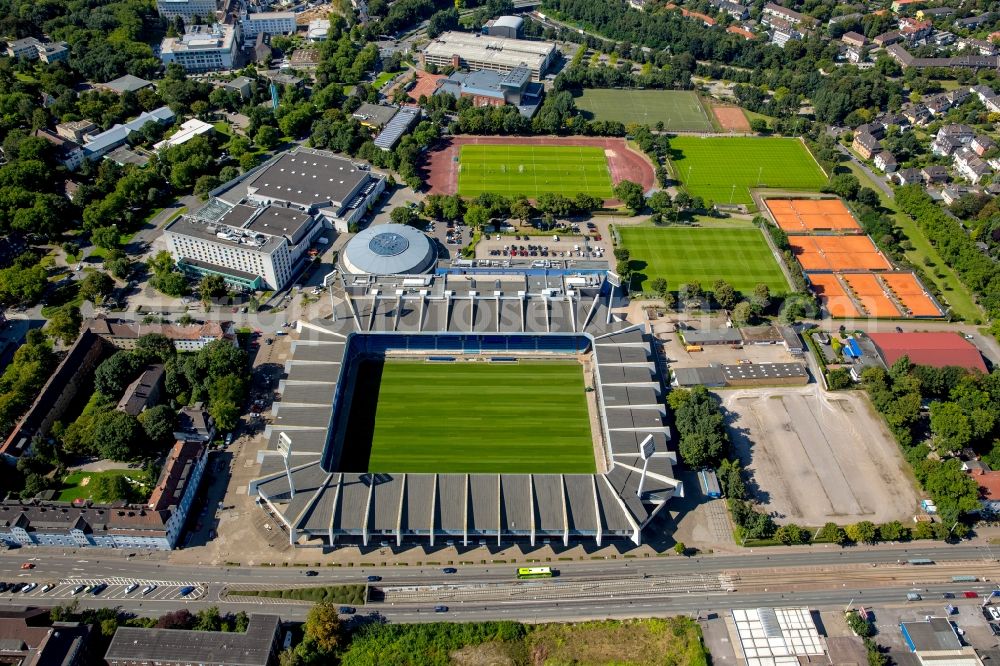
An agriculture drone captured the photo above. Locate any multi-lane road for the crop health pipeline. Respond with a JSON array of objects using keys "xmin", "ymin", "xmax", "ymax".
[{"xmin": 2, "ymin": 541, "xmax": 999, "ymax": 622}]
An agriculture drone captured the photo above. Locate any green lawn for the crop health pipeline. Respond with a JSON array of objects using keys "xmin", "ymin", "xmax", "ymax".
[
  {"xmin": 57, "ymin": 469, "xmax": 148, "ymax": 503},
  {"xmin": 620, "ymin": 226, "xmax": 788, "ymax": 294},
  {"xmin": 670, "ymin": 136, "xmax": 827, "ymax": 205},
  {"xmin": 368, "ymin": 361, "xmax": 595, "ymax": 474},
  {"xmin": 457, "ymin": 145, "xmax": 613, "ymax": 199},
  {"xmin": 575, "ymin": 89, "xmax": 713, "ymax": 131}
]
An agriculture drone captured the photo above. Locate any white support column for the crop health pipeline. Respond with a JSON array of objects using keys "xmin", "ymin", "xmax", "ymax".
[
  {"xmin": 328, "ymin": 474, "xmax": 342, "ymax": 546},
  {"xmin": 592, "ymin": 475, "xmax": 603, "ymax": 548},
  {"xmin": 429, "ymin": 474, "xmax": 437, "ymax": 548},
  {"xmin": 497, "ymin": 474, "xmax": 503, "ymax": 548},
  {"xmin": 395, "ymin": 474, "xmax": 406, "ymax": 547},
  {"xmin": 561, "ymin": 474, "xmax": 569, "ymax": 548},
  {"xmin": 362, "ymin": 475, "xmax": 375, "ymax": 547},
  {"xmin": 529, "ymin": 474, "xmax": 536, "ymax": 548},
  {"xmin": 463, "ymin": 474, "xmax": 470, "ymax": 548}
]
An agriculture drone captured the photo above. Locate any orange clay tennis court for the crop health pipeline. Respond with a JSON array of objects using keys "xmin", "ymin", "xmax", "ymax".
[
  {"xmin": 842, "ymin": 274, "xmax": 901, "ymax": 318},
  {"xmin": 881, "ymin": 273, "xmax": 943, "ymax": 317},
  {"xmin": 789, "ymin": 235, "xmax": 892, "ymax": 271},
  {"xmin": 807, "ymin": 274, "xmax": 860, "ymax": 318},
  {"xmin": 765, "ymin": 198, "xmax": 862, "ymax": 233}
]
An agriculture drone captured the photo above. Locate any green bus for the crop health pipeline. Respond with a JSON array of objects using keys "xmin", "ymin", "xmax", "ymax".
[{"xmin": 516, "ymin": 567, "xmax": 555, "ymax": 579}]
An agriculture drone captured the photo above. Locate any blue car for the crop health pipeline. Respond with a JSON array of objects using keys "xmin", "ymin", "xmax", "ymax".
[{"xmin": 178, "ymin": 586, "xmax": 196, "ymax": 597}]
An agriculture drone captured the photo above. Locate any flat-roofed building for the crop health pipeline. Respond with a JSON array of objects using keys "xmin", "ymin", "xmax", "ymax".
[
  {"xmin": 241, "ymin": 10, "xmax": 296, "ymax": 38},
  {"xmin": 6, "ymin": 37, "xmax": 69, "ymax": 63},
  {"xmin": 421, "ymin": 31, "xmax": 557, "ymax": 81},
  {"xmin": 160, "ymin": 23, "xmax": 239, "ymax": 73},
  {"xmin": 156, "ymin": 0, "xmax": 218, "ymax": 21},
  {"xmin": 153, "ymin": 118, "xmax": 215, "ymax": 152},
  {"xmin": 105, "ymin": 614, "xmax": 280, "ymax": 666}
]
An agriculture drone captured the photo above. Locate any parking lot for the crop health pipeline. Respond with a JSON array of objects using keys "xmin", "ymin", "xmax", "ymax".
[
  {"xmin": 718, "ymin": 385, "xmax": 921, "ymax": 526},
  {"xmin": 476, "ymin": 221, "xmax": 610, "ymax": 264},
  {"xmin": 2, "ymin": 577, "xmax": 206, "ymax": 603}
]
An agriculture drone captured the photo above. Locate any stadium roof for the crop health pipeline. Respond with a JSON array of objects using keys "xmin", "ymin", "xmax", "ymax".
[
  {"xmin": 868, "ymin": 332, "xmax": 987, "ymax": 373},
  {"xmin": 340, "ymin": 223, "xmax": 437, "ymax": 275},
  {"xmin": 249, "ymin": 274, "xmax": 681, "ymax": 547}
]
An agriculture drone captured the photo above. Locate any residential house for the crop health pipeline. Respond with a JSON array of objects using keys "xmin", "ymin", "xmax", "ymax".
[
  {"xmin": 146, "ymin": 439, "xmax": 208, "ymax": 547},
  {"xmin": 220, "ymin": 76, "xmax": 255, "ymax": 99},
  {"xmin": 842, "ymin": 31, "xmax": 866, "ymax": 49},
  {"xmin": 856, "ymin": 122, "xmax": 885, "ymax": 140},
  {"xmin": 852, "ymin": 131, "xmax": 881, "ymax": 160},
  {"xmin": 33, "ymin": 129, "xmax": 84, "ymax": 171},
  {"xmin": 709, "ymin": 0, "xmax": 749, "ymax": 20},
  {"xmin": 946, "ymin": 88, "xmax": 970, "ymax": 104},
  {"xmin": 971, "ymin": 469, "xmax": 1000, "ymax": 513},
  {"xmin": 174, "ymin": 405, "xmax": 216, "ymax": 442},
  {"xmin": 771, "ymin": 24, "xmax": 802, "ymax": 47},
  {"xmin": 890, "ymin": 0, "xmax": 923, "ymax": 11},
  {"xmin": 762, "ymin": 2, "xmax": 814, "ymax": 26},
  {"xmin": 846, "ymin": 47, "xmax": 863, "ymax": 63},
  {"xmin": 895, "ymin": 167, "xmax": 922, "ymax": 185},
  {"xmin": 0, "ymin": 608, "xmax": 90, "ymax": 665},
  {"xmin": 873, "ymin": 31, "xmax": 902, "ymax": 47},
  {"xmin": 900, "ymin": 17, "xmax": 933, "ymax": 42},
  {"xmin": 116, "ymin": 364, "xmax": 165, "ymax": 417},
  {"xmin": 971, "ymin": 134, "xmax": 996, "ymax": 156},
  {"xmin": 931, "ymin": 30, "xmax": 956, "ymax": 46},
  {"xmin": 829, "ymin": 12, "xmax": 863, "ymax": 25},
  {"xmin": 954, "ymin": 13, "xmax": 994, "ymax": 30},
  {"xmin": 874, "ymin": 151, "xmax": 898, "ymax": 173},
  {"xmin": 958, "ymin": 37, "xmax": 998, "ymax": 56},
  {"xmin": 921, "ymin": 165, "xmax": 949, "ymax": 183},
  {"xmin": 941, "ymin": 185, "xmax": 979, "ymax": 205},
  {"xmin": 877, "ymin": 112, "xmax": 909, "ymax": 132},
  {"xmin": 931, "ymin": 124, "xmax": 974, "ymax": 156},
  {"xmin": 917, "ymin": 7, "xmax": 954, "ymax": 20},
  {"xmin": 901, "ymin": 104, "xmax": 931, "ymax": 125},
  {"xmin": 727, "ymin": 25, "xmax": 756, "ymax": 40},
  {"xmin": 971, "ymin": 84, "xmax": 996, "ymax": 103},
  {"xmin": 954, "ymin": 147, "xmax": 992, "ymax": 184},
  {"xmin": 85, "ymin": 317, "xmax": 236, "ymax": 352},
  {"xmin": 923, "ymin": 93, "xmax": 953, "ymax": 115}
]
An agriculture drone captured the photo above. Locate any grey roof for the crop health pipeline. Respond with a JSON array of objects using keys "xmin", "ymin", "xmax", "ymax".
[
  {"xmin": 105, "ymin": 615, "xmax": 279, "ymax": 665},
  {"xmin": 353, "ymin": 103, "xmax": 398, "ymax": 128},
  {"xmin": 722, "ymin": 362, "xmax": 807, "ymax": 382},
  {"xmin": 341, "ymin": 224, "xmax": 437, "ymax": 275},
  {"xmin": 244, "ymin": 148, "xmax": 371, "ymax": 208},
  {"xmin": 680, "ymin": 328, "xmax": 743, "ymax": 345},
  {"xmin": 374, "ymin": 107, "xmax": 420, "ymax": 150},
  {"xmin": 901, "ymin": 618, "xmax": 962, "ymax": 652},
  {"xmin": 101, "ymin": 74, "xmax": 153, "ymax": 93},
  {"xmin": 673, "ymin": 366, "xmax": 727, "ymax": 387}
]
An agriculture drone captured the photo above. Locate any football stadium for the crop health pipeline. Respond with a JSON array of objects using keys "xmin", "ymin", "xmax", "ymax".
[{"xmin": 249, "ymin": 272, "xmax": 681, "ymax": 548}]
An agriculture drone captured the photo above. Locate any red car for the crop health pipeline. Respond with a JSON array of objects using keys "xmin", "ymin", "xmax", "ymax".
[
  {"xmin": 964, "ymin": 591, "xmax": 979, "ymax": 598},
  {"xmin": 20, "ymin": 563, "xmax": 34, "ymax": 569}
]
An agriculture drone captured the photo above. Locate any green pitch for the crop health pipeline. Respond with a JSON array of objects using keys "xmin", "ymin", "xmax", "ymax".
[
  {"xmin": 576, "ymin": 89, "xmax": 712, "ymax": 131},
  {"xmin": 457, "ymin": 144, "xmax": 613, "ymax": 199},
  {"xmin": 620, "ymin": 227, "xmax": 788, "ymax": 295},
  {"xmin": 367, "ymin": 360, "xmax": 596, "ymax": 474},
  {"xmin": 670, "ymin": 137, "xmax": 827, "ymax": 205}
]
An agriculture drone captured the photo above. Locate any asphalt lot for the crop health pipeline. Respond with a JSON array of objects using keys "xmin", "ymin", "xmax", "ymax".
[{"xmin": 719, "ymin": 385, "xmax": 921, "ymax": 526}]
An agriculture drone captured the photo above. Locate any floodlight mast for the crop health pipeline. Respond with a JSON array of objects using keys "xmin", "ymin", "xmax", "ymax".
[
  {"xmin": 278, "ymin": 432, "xmax": 296, "ymax": 498},
  {"xmin": 636, "ymin": 434, "xmax": 655, "ymax": 498}
]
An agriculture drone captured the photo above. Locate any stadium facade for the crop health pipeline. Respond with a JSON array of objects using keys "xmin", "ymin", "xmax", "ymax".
[{"xmin": 249, "ymin": 272, "xmax": 682, "ymax": 547}]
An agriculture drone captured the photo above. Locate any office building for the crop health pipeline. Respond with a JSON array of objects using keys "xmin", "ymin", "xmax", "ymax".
[
  {"xmin": 241, "ymin": 11, "xmax": 296, "ymax": 38},
  {"xmin": 6, "ymin": 37, "xmax": 69, "ymax": 63},
  {"xmin": 421, "ymin": 31, "xmax": 557, "ymax": 80},
  {"xmin": 160, "ymin": 23, "xmax": 239, "ymax": 73},
  {"xmin": 435, "ymin": 66, "xmax": 543, "ymax": 117},
  {"xmin": 156, "ymin": 0, "xmax": 218, "ymax": 21}
]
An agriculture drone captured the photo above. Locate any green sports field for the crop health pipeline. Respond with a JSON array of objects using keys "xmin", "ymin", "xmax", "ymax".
[
  {"xmin": 670, "ymin": 137, "xmax": 827, "ymax": 205},
  {"xmin": 619, "ymin": 227, "xmax": 788, "ymax": 295},
  {"xmin": 575, "ymin": 89, "xmax": 713, "ymax": 131},
  {"xmin": 367, "ymin": 361, "xmax": 595, "ymax": 474},
  {"xmin": 457, "ymin": 145, "xmax": 613, "ymax": 199}
]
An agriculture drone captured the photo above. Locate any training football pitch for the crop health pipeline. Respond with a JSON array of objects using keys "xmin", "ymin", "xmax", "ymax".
[
  {"xmin": 457, "ymin": 144, "xmax": 613, "ymax": 199},
  {"xmin": 670, "ymin": 137, "xmax": 827, "ymax": 205},
  {"xmin": 619, "ymin": 227, "xmax": 788, "ymax": 295},
  {"xmin": 366, "ymin": 361, "xmax": 596, "ymax": 474},
  {"xmin": 575, "ymin": 89, "xmax": 713, "ymax": 132}
]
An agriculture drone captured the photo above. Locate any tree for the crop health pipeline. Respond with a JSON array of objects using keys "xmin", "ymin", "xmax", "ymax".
[
  {"xmin": 389, "ymin": 206, "xmax": 418, "ymax": 226},
  {"xmin": 199, "ymin": 275, "xmax": 226, "ymax": 304},
  {"xmin": 713, "ymin": 279, "xmax": 738, "ymax": 309},
  {"xmin": 303, "ymin": 601, "xmax": 343, "ymax": 654},
  {"xmin": 827, "ymin": 368, "xmax": 853, "ymax": 390},
  {"xmin": 730, "ymin": 301, "xmax": 754, "ymax": 326},
  {"xmin": 91, "ymin": 474, "xmax": 131, "ymax": 503},
  {"xmin": 845, "ymin": 520, "xmax": 878, "ymax": 545},
  {"xmin": 879, "ymin": 520, "xmax": 908, "ymax": 542},
  {"xmin": 79, "ymin": 271, "xmax": 114, "ymax": 304},
  {"xmin": 816, "ymin": 521, "xmax": 848, "ymax": 545},
  {"xmin": 91, "ymin": 226, "xmax": 120, "ymax": 250},
  {"xmin": 134, "ymin": 334, "xmax": 176, "ymax": 364},
  {"xmin": 208, "ymin": 375, "xmax": 244, "ymax": 432},
  {"xmin": 92, "ymin": 410, "xmax": 142, "ymax": 461},
  {"xmin": 775, "ymin": 523, "xmax": 808, "ymax": 545},
  {"xmin": 47, "ymin": 305, "xmax": 82, "ymax": 345},
  {"xmin": 139, "ymin": 405, "xmax": 176, "ymax": 446},
  {"xmin": 650, "ymin": 277, "xmax": 669, "ymax": 299},
  {"xmin": 749, "ymin": 117, "xmax": 769, "ymax": 134},
  {"xmin": 463, "ymin": 204, "xmax": 489, "ymax": 229},
  {"xmin": 254, "ymin": 125, "xmax": 280, "ymax": 150},
  {"xmin": 857, "ymin": 187, "xmax": 880, "ymax": 208},
  {"xmin": 613, "ymin": 180, "xmax": 645, "ymax": 212},
  {"xmin": 929, "ymin": 401, "xmax": 971, "ymax": 453},
  {"xmin": 95, "ymin": 351, "xmax": 139, "ymax": 397},
  {"xmin": 823, "ymin": 173, "xmax": 860, "ymax": 200},
  {"xmin": 674, "ymin": 541, "xmax": 687, "ymax": 555}
]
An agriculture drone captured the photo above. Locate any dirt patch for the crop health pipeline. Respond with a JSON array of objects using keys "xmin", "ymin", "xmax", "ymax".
[
  {"xmin": 451, "ymin": 642, "xmax": 519, "ymax": 666},
  {"xmin": 78, "ymin": 476, "xmax": 91, "ymax": 487},
  {"xmin": 713, "ymin": 105, "xmax": 751, "ymax": 132},
  {"xmin": 423, "ymin": 135, "xmax": 657, "ymax": 206},
  {"xmin": 719, "ymin": 385, "xmax": 921, "ymax": 526}
]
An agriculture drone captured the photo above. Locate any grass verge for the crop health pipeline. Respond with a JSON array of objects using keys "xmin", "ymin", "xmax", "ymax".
[{"xmin": 233, "ymin": 585, "xmax": 367, "ymax": 605}]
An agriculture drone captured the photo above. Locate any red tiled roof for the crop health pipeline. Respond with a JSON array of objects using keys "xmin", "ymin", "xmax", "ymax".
[
  {"xmin": 972, "ymin": 469, "xmax": 1000, "ymax": 501},
  {"xmin": 868, "ymin": 332, "xmax": 988, "ymax": 373},
  {"xmin": 727, "ymin": 26, "xmax": 756, "ymax": 40}
]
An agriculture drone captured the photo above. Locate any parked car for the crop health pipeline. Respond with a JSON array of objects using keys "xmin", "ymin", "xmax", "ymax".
[
  {"xmin": 125, "ymin": 583, "xmax": 138, "ymax": 594},
  {"xmin": 141, "ymin": 584, "xmax": 157, "ymax": 595},
  {"xmin": 179, "ymin": 585, "xmax": 196, "ymax": 597},
  {"xmin": 21, "ymin": 582, "xmax": 36, "ymax": 593},
  {"xmin": 72, "ymin": 585, "xmax": 85, "ymax": 595},
  {"xmin": 90, "ymin": 583, "xmax": 107, "ymax": 595},
  {"xmin": 40, "ymin": 583, "xmax": 53, "ymax": 593}
]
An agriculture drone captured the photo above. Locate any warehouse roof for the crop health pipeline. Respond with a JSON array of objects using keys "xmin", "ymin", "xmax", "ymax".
[
  {"xmin": 423, "ymin": 31, "xmax": 555, "ymax": 71},
  {"xmin": 105, "ymin": 614, "xmax": 279, "ymax": 665},
  {"xmin": 868, "ymin": 332, "xmax": 987, "ymax": 373}
]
